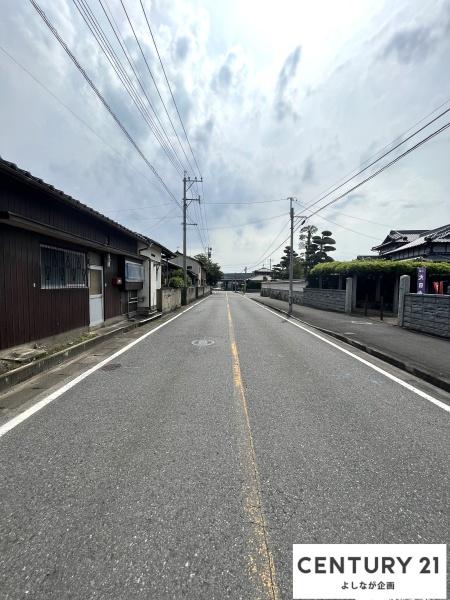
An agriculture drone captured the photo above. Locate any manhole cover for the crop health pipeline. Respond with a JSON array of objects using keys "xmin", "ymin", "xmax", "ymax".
[
  {"xmin": 191, "ymin": 339, "xmax": 215, "ymax": 347},
  {"xmin": 101, "ymin": 363, "xmax": 122, "ymax": 371}
]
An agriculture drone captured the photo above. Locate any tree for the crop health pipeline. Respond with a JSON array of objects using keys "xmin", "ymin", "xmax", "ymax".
[
  {"xmin": 311, "ymin": 230, "xmax": 336, "ymax": 263},
  {"xmin": 194, "ymin": 254, "xmax": 223, "ymax": 286},
  {"xmin": 299, "ymin": 225, "xmax": 318, "ymax": 276},
  {"xmin": 273, "ymin": 246, "xmax": 305, "ymax": 279}
]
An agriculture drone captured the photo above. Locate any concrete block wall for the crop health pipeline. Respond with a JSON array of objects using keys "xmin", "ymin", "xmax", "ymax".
[
  {"xmin": 261, "ymin": 288, "xmax": 303, "ymax": 305},
  {"xmin": 403, "ymin": 294, "xmax": 450, "ymax": 338},
  {"xmin": 157, "ymin": 288, "xmax": 182, "ymax": 313},
  {"xmin": 261, "ymin": 280, "xmax": 306, "ymax": 292},
  {"xmin": 303, "ymin": 288, "xmax": 346, "ymax": 312},
  {"xmin": 181, "ymin": 286, "xmax": 197, "ymax": 306},
  {"xmin": 196, "ymin": 286, "xmax": 211, "ymax": 298}
]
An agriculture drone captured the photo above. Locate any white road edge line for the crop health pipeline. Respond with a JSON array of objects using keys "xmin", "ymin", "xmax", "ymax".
[
  {"xmin": 248, "ymin": 298, "xmax": 450, "ymax": 413},
  {"xmin": 0, "ymin": 296, "xmax": 211, "ymax": 439}
]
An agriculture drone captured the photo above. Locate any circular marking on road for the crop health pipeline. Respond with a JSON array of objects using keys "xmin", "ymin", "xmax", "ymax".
[
  {"xmin": 101, "ymin": 363, "xmax": 122, "ymax": 371},
  {"xmin": 191, "ymin": 339, "xmax": 215, "ymax": 347}
]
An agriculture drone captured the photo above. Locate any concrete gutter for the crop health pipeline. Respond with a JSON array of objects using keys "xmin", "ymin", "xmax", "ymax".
[
  {"xmin": 0, "ymin": 313, "xmax": 162, "ymax": 393},
  {"xmin": 251, "ymin": 296, "xmax": 450, "ymax": 394}
]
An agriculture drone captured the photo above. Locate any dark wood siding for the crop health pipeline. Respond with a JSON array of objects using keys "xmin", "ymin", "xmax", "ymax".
[
  {"xmin": 0, "ymin": 226, "xmax": 89, "ymax": 350},
  {"xmin": 1, "ymin": 173, "xmax": 138, "ymax": 255},
  {"xmin": 0, "ymin": 170, "xmax": 148, "ymax": 350}
]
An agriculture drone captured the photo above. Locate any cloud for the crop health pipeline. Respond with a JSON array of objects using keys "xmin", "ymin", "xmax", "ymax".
[
  {"xmin": 381, "ymin": 26, "xmax": 435, "ymax": 63},
  {"xmin": 274, "ymin": 46, "xmax": 301, "ymax": 121},
  {"xmin": 210, "ymin": 52, "xmax": 241, "ymax": 93},
  {"xmin": 380, "ymin": 3, "xmax": 450, "ymax": 65},
  {"xmin": 174, "ymin": 35, "xmax": 190, "ymax": 62},
  {"xmin": 194, "ymin": 117, "xmax": 214, "ymax": 151},
  {"xmin": 302, "ymin": 156, "xmax": 315, "ymax": 183},
  {"xmin": 1, "ymin": 0, "xmax": 450, "ymax": 270}
]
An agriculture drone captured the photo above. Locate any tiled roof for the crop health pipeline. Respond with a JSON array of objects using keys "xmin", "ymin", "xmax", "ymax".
[
  {"xmin": 381, "ymin": 224, "xmax": 450, "ymax": 255},
  {"xmin": 0, "ymin": 156, "xmax": 174, "ymax": 256},
  {"xmin": 372, "ymin": 230, "xmax": 427, "ymax": 251}
]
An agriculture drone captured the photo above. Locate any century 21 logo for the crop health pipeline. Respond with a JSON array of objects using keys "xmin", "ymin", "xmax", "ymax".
[{"xmin": 296, "ymin": 555, "xmax": 441, "ymax": 575}]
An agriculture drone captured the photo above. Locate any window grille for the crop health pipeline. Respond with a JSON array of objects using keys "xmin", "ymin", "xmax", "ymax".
[{"xmin": 40, "ymin": 245, "xmax": 87, "ymax": 289}]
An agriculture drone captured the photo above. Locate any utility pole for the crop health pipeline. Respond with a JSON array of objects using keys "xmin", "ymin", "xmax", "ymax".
[
  {"xmin": 182, "ymin": 173, "xmax": 201, "ymax": 287},
  {"xmin": 269, "ymin": 258, "xmax": 272, "ymax": 280},
  {"xmin": 207, "ymin": 247, "xmax": 212, "ymax": 259},
  {"xmin": 244, "ymin": 267, "xmax": 247, "ymax": 294},
  {"xmin": 288, "ymin": 197, "xmax": 294, "ymax": 316}
]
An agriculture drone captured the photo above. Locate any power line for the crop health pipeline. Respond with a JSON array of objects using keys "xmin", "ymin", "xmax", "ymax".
[
  {"xmin": 305, "ymin": 120, "xmax": 450, "ymax": 218},
  {"xmin": 85, "ymin": 195, "xmax": 294, "ymax": 213},
  {"xmin": 73, "ymin": 0, "xmax": 184, "ymax": 175},
  {"xmin": 229, "ymin": 116, "xmax": 449, "ymax": 268},
  {"xmin": 118, "ymin": 0, "xmax": 194, "ymax": 175},
  {"xmin": 101, "ymin": 202, "xmax": 173, "ymax": 213},
  {"xmin": 75, "ymin": 0, "xmax": 183, "ymax": 174},
  {"xmin": 308, "ymin": 212, "xmax": 380, "ymax": 241},
  {"xmin": 246, "ymin": 218, "xmax": 291, "ymax": 268},
  {"xmin": 29, "ymin": 0, "xmax": 181, "ymax": 208},
  {"xmin": 0, "ymin": 44, "xmax": 162, "ymax": 195},
  {"xmin": 200, "ymin": 212, "xmax": 287, "ymax": 230},
  {"xmin": 303, "ymin": 105, "xmax": 450, "ymax": 215},
  {"xmin": 200, "ymin": 180, "xmax": 211, "ymax": 250},
  {"xmin": 97, "ymin": 0, "xmax": 186, "ymax": 174},
  {"xmin": 76, "ymin": 0, "xmax": 205, "ymax": 248},
  {"xmin": 123, "ymin": 0, "xmax": 210, "ymax": 249},
  {"xmin": 140, "ymin": 0, "xmax": 202, "ymax": 177},
  {"xmin": 316, "ymin": 211, "xmax": 389, "ymax": 228},
  {"xmin": 203, "ymin": 197, "xmax": 288, "ymax": 205},
  {"xmin": 248, "ymin": 218, "xmax": 306, "ymax": 271}
]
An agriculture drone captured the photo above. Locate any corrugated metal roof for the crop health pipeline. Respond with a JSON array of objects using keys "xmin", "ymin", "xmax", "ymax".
[{"xmin": 0, "ymin": 156, "xmax": 174, "ymax": 256}]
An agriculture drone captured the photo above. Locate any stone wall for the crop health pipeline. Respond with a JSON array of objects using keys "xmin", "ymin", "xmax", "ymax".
[
  {"xmin": 303, "ymin": 288, "xmax": 346, "ymax": 312},
  {"xmin": 157, "ymin": 288, "xmax": 182, "ymax": 313},
  {"xmin": 403, "ymin": 294, "xmax": 450, "ymax": 338}
]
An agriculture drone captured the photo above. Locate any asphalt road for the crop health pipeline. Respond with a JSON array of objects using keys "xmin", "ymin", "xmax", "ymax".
[{"xmin": 0, "ymin": 292, "xmax": 449, "ymax": 599}]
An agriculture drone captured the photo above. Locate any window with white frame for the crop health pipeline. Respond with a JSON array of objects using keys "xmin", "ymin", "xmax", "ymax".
[{"xmin": 40, "ymin": 245, "xmax": 87, "ymax": 289}]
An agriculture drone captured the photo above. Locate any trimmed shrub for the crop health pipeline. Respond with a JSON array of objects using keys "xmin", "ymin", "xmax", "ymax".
[{"xmin": 309, "ymin": 259, "xmax": 450, "ymax": 278}]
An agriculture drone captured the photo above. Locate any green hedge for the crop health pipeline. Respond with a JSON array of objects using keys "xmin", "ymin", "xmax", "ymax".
[{"xmin": 309, "ymin": 259, "xmax": 450, "ymax": 277}]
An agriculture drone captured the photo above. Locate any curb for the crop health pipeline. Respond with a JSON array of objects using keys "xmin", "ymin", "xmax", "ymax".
[
  {"xmin": 0, "ymin": 313, "xmax": 162, "ymax": 393},
  {"xmin": 251, "ymin": 297, "xmax": 450, "ymax": 394}
]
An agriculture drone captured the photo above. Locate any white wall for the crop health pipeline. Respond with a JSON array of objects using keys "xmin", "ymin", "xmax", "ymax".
[{"xmin": 138, "ymin": 243, "xmax": 162, "ymax": 310}]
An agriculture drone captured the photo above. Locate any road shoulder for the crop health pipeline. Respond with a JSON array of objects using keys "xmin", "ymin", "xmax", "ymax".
[{"xmin": 250, "ymin": 294, "xmax": 450, "ymax": 394}]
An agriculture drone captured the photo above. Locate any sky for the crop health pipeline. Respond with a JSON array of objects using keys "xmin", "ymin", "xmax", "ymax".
[{"xmin": 1, "ymin": 0, "xmax": 450, "ymax": 271}]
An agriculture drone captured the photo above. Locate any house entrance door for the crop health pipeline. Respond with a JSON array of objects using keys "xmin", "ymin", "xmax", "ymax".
[{"xmin": 89, "ymin": 265, "xmax": 104, "ymax": 326}]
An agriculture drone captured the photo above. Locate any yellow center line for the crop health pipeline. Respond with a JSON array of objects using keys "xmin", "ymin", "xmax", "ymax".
[{"xmin": 226, "ymin": 292, "xmax": 280, "ymax": 600}]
